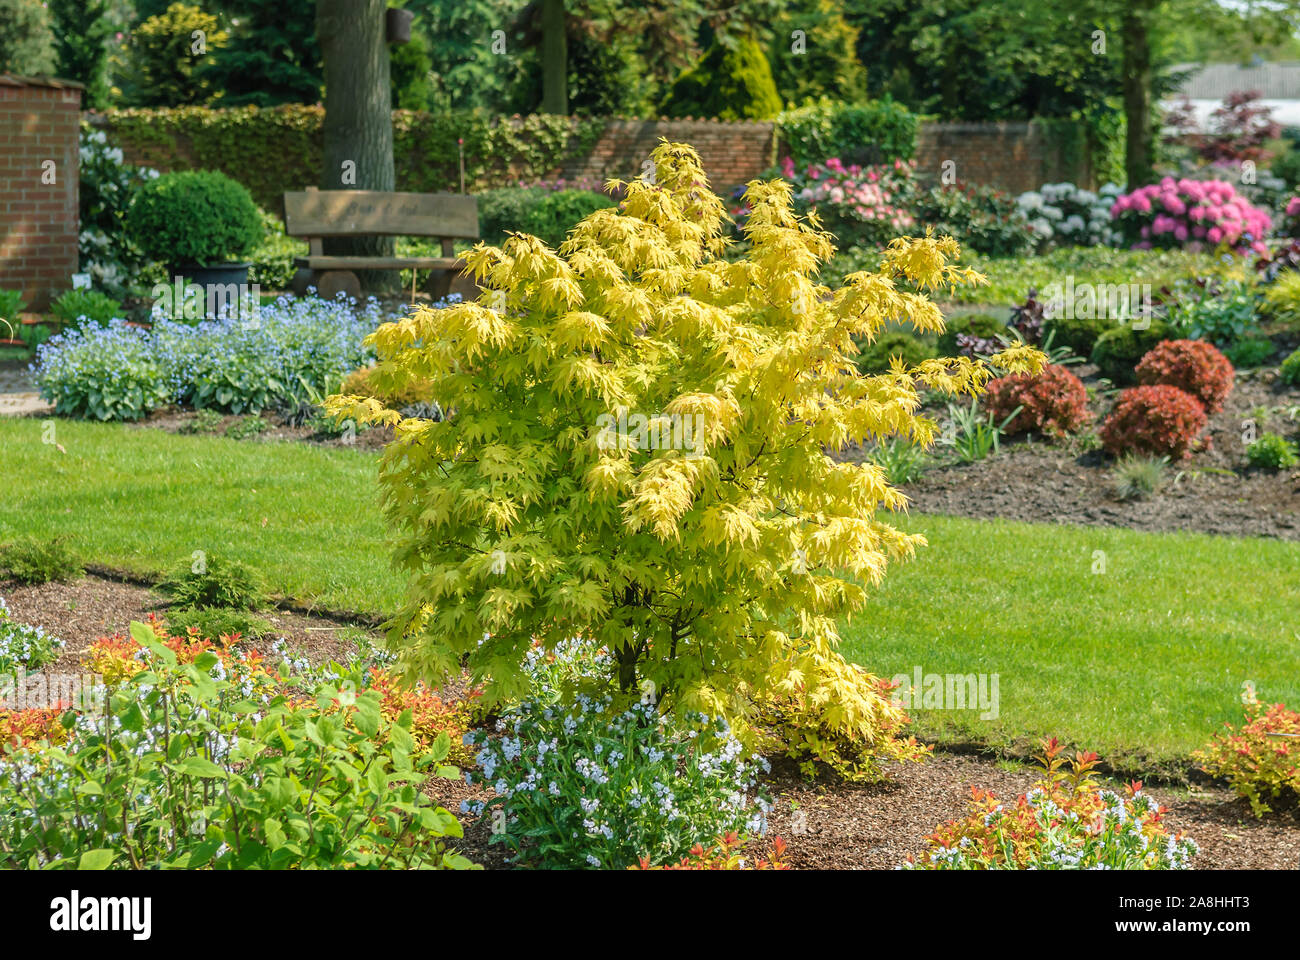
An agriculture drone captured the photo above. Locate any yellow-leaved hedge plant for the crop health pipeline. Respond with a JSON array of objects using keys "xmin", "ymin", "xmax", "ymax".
[{"xmin": 326, "ymin": 141, "xmax": 1045, "ymax": 781}]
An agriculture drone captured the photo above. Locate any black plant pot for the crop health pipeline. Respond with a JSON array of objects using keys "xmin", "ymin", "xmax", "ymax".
[
  {"xmin": 168, "ymin": 262, "xmax": 254, "ymax": 321},
  {"xmin": 175, "ymin": 262, "xmax": 251, "ymax": 288}
]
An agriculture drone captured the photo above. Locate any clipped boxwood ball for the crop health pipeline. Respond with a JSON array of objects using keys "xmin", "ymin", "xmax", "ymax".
[{"xmin": 126, "ymin": 169, "xmax": 263, "ymax": 267}]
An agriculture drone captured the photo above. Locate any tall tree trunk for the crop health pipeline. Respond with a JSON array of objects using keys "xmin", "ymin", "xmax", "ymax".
[
  {"xmin": 317, "ymin": 0, "xmax": 397, "ymax": 291},
  {"xmin": 541, "ymin": 0, "xmax": 567, "ymax": 115},
  {"xmin": 1121, "ymin": 5, "xmax": 1153, "ymax": 188}
]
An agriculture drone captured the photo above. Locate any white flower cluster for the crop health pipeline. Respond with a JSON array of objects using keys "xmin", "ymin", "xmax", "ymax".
[
  {"xmin": 1016, "ymin": 182, "xmax": 1124, "ymax": 248},
  {"xmin": 0, "ymin": 597, "xmax": 65, "ymax": 674},
  {"xmin": 459, "ymin": 638, "xmax": 773, "ymax": 867}
]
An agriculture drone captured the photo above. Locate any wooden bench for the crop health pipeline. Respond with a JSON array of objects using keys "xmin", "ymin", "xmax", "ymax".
[{"xmin": 283, "ymin": 187, "xmax": 478, "ymax": 301}]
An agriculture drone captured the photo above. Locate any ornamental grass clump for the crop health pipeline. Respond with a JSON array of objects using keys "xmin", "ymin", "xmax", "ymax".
[{"xmin": 326, "ymin": 140, "xmax": 1045, "ymax": 755}]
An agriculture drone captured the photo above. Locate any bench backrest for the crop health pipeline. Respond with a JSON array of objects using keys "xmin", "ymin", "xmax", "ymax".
[{"xmin": 283, "ymin": 188, "xmax": 479, "ymax": 240}]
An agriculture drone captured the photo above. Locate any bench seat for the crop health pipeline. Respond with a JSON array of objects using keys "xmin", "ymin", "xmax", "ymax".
[{"xmin": 293, "ymin": 255, "xmax": 462, "ymax": 271}]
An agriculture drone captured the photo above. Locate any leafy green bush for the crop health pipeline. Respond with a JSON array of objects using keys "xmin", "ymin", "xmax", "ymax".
[
  {"xmin": 478, "ymin": 186, "xmax": 549, "ymax": 245},
  {"xmin": 855, "ymin": 330, "xmax": 936, "ymax": 374},
  {"xmin": 49, "ymin": 289, "xmax": 122, "ymax": 331},
  {"xmin": 1224, "ymin": 336, "xmax": 1275, "ymax": 368},
  {"xmin": 776, "ymin": 97, "xmax": 917, "ymax": 168},
  {"xmin": 1165, "ymin": 279, "xmax": 1260, "ymax": 346},
  {"xmin": 914, "ymin": 183, "xmax": 1035, "ymax": 257},
  {"xmin": 937, "ymin": 313, "xmax": 1007, "ymax": 357},
  {"xmin": 158, "ymin": 554, "xmax": 266, "ymax": 611},
  {"xmin": 0, "ymin": 290, "xmax": 26, "ymax": 328},
  {"xmin": 1281, "ymin": 346, "xmax": 1300, "ymax": 384},
  {"xmin": 0, "ymin": 538, "xmax": 83, "ymax": 585},
  {"xmin": 518, "ymin": 188, "xmax": 614, "ymax": 248},
  {"xmin": 33, "ymin": 322, "xmax": 169, "ymax": 420},
  {"xmin": 126, "ymin": 169, "xmax": 263, "ymax": 266},
  {"xmin": 661, "ymin": 36, "xmax": 782, "ymax": 121},
  {"xmin": 224, "ymin": 415, "xmax": 269, "ymax": 440},
  {"xmin": 164, "ymin": 605, "xmax": 271, "ymax": 640},
  {"xmin": 1090, "ymin": 320, "xmax": 1173, "ymax": 384},
  {"xmin": 1246, "ymin": 432, "xmax": 1300, "ymax": 469},
  {"xmin": 0, "ymin": 622, "xmax": 474, "ymax": 869},
  {"xmin": 1042, "ymin": 313, "xmax": 1115, "ymax": 359}
]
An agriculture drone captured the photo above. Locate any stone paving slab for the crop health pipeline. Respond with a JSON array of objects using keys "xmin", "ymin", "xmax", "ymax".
[{"xmin": 0, "ymin": 392, "xmax": 52, "ymax": 416}]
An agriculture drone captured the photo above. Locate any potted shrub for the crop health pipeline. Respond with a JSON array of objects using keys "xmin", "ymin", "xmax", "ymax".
[{"xmin": 126, "ymin": 170, "xmax": 263, "ymax": 300}]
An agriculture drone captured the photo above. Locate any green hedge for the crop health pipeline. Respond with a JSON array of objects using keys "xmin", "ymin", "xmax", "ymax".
[
  {"xmin": 775, "ymin": 98, "xmax": 918, "ymax": 167},
  {"xmin": 91, "ymin": 105, "xmax": 607, "ymax": 211}
]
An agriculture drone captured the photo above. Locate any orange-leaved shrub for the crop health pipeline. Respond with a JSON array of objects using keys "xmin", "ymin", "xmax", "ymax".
[
  {"xmin": 906, "ymin": 738, "xmax": 1198, "ymax": 869},
  {"xmin": 1193, "ymin": 700, "xmax": 1300, "ymax": 817},
  {"xmin": 0, "ymin": 705, "xmax": 70, "ymax": 750},
  {"xmin": 79, "ymin": 621, "xmax": 475, "ymax": 763},
  {"xmin": 1099, "ymin": 384, "xmax": 1207, "ymax": 459},
  {"xmin": 632, "ymin": 833, "xmax": 789, "ymax": 870},
  {"xmin": 982, "ymin": 364, "xmax": 1092, "ymax": 435},
  {"xmin": 1135, "ymin": 339, "xmax": 1234, "ymax": 414}
]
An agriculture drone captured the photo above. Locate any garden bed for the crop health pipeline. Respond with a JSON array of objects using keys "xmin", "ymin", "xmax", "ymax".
[
  {"xmin": 840, "ymin": 365, "xmax": 1300, "ymax": 541},
  {"xmin": 4, "ymin": 572, "xmax": 1297, "ymax": 871},
  {"xmin": 128, "ymin": 406, "xmax": 397, "ymax": 452}
]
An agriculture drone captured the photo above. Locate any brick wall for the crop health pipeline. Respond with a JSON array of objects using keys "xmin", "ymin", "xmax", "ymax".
[
  {"xmin": 914, "ymin": 122, "xmax": 1093, "ymax": 194},
  {"xmin": 0, "ymin": 76, "xmax": 82, "ymax": 311},
  {"xmin": 557, "ymin": 118, "xmax": 777, "ymax": 195},
  {"xmin": 555, "ymin": 118, "xmax": 1091, "ymax": 196}
]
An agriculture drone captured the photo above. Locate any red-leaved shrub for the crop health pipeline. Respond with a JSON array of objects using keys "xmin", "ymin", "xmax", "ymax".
[
  {"xmin": 1100, "ymin": 384, "xmax": 1208, "ymax": 459},
  {"xmin": 983, "ymin": 364, "xmax": 1092, "ymax": 435},
  {"xmin": 1135, "ymin": 339, "xmax": 1234, "ymax": 414}
]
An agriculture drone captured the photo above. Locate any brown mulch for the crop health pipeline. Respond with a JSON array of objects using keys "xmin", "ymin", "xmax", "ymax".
[
  {"xmin": 5, "ymin": 573, "xmax": 1299, "ymax": 870},
  {"xmin": 839, "ymin": 366, "xmax": 1300, "ymax": 541},
  {"xmin": 128, "ymin": 407, "xmax": 397, "ymax": 452},
  {"xmin": 0, "ymin": 574, "xmax": 367, "ymax": 670},
  {"xmin": 425, "ymin": 752, "xmax": 1300, "ymax": 871}
]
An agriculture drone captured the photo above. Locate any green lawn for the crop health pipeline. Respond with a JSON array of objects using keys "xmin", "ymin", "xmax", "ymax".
[
  {"xmin": 0, "ymin": 418, "xmax": 402, "ymax": 616},
  {"xmin": 2, "ymin": 417, "xmax": 1297, "ymax": 771},
  {"xmin": 842, "ymin": 515, "xmax": 1300, "ymax": 774}
]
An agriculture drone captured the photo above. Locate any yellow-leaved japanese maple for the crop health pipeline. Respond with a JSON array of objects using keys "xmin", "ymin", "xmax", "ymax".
[{"xmin": 327, "ymin": 141, "xmax": 1044, "ymax": 766}]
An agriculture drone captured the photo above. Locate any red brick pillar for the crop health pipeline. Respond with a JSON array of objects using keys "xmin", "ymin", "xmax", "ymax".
[{"xmin": 0, "ymin": 75, "xmax": 83, "ymax": 311}]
